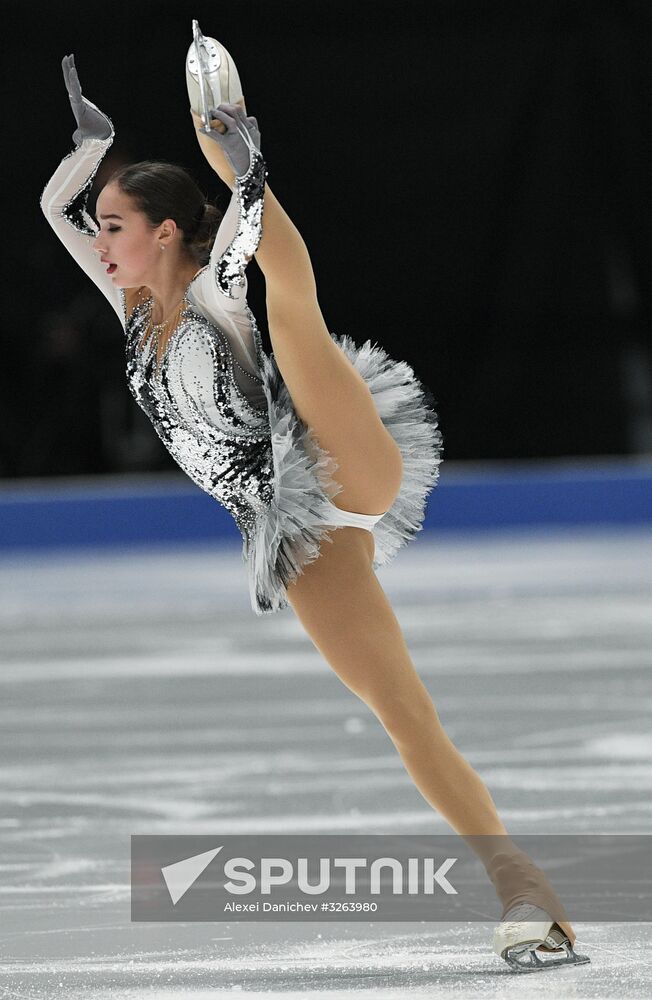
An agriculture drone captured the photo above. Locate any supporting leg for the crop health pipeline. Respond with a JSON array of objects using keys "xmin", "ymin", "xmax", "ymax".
[
  {"xmin": 286, "ymin": 526, "xmax": 576, "ymax": 945},
  {"xmin": 286, "ymin": 526, "xmax": 508, "ymax": 837}
]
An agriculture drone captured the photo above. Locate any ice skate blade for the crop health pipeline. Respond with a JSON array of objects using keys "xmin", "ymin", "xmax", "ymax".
[
  {"xmin": 185, "ymin": 21, "xmax": 244, "ymax": 126},
  {"xmin": 502, "ymin": 941, "xmax": 591, "ymax": 974}
]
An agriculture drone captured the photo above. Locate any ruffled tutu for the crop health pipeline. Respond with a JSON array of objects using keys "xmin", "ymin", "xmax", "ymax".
[{"xmin": 243, "ymin": 332, "xmax": 444, "ymax": 615}]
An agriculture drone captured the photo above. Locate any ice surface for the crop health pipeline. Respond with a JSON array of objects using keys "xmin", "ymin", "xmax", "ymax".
[{"xmin": 1, "ymin": 526, "xmax": 651, "ymax": 997}]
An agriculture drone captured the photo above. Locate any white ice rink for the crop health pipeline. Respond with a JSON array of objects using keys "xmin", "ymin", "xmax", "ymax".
[{"xmin": 1, "ymin": 526, "xmax": 651, "ymax": 998}]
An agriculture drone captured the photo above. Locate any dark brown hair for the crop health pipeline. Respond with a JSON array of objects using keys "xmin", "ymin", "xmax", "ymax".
[{"xmin": 107, "ymin": 160, "xmax": 222, "ymax": 266}]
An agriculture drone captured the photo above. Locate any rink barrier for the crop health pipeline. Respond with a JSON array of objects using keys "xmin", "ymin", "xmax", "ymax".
[{"xmin": 0, "ymin": 458, "xmax": 650, "ymax": 551}]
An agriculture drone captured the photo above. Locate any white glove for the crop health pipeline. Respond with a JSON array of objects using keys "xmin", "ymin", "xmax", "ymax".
[{"xmin": 62, "ymin": 54, "xmax": 113, "ymax": 145}]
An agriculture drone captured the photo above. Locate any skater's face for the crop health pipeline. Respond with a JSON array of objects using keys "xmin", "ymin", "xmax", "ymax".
[{"xmin": 93, "ymin": 183, "xmax": 180, "ymax": 288}]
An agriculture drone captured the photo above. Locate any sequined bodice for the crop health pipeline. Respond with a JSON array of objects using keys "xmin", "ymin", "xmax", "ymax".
[
  {"xmin": 41, "ymin": 127, "xmax": 444, "ymax": 617},
  {"xmin": 125, "ymin": 293, "xmax": 275, "ymax": 540}
]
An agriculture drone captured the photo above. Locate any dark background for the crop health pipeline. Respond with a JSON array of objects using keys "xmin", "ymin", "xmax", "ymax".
[{"xmin": 2, "ymin": 0, "xmax": 651, "ymax": 477}]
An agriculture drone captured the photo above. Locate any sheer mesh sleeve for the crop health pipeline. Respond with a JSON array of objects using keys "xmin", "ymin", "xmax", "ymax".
[
  {"xmin": 40, "ymin": 130, "xmax": 125, "ymax": 329},
  {"xmin": 188, "ymin": 156, "xmax": 268, "ymax": 408}
]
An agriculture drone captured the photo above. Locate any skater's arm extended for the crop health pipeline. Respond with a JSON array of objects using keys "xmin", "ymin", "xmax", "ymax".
[
  {"xmin": 190, "ymin": 108, "xmax": 317, "ymax": 305},
  {"xmin": 188, "ymin": 105, "xmax": 265, "ymax": 384},
  {"xmin": 40, "ymin": 135, "xmax": 124, "ymax": 327},
  {"xmin": 40, "ymin": 55, "xmax": 124, "ymax": 327}
]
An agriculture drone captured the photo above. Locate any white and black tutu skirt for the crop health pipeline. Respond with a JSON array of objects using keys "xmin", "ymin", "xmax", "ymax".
[{"xmin": 243, "ymin": 332, "xmax": 444, "ymax": 615}]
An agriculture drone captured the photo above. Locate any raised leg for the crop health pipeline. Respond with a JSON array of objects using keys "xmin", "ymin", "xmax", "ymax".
[
  {"xmin": 192, "ymin": 107, "xmax": 403, "ymax": 516},
  {"xmin": 256, "ymin": 188, "xmax": 404, "ymax": 517}
]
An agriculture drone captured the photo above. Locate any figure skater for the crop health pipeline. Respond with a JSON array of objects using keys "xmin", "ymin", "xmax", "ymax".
[{"xmin": 40, "ymin": 33, "xmax": 590, "ymax": 973}]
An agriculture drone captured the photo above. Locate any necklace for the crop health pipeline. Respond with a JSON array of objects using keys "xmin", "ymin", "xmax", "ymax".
[
  {"xmin": 139, "ymin": 291, "xmax": 189, "ymax": 367},
  {"xmin": 136, "ymin": 270, "xmax": 205, "ymax": 364}
]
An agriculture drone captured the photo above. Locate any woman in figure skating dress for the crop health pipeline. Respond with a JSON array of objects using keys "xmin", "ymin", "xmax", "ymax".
[{"xmin": 40, "ymin": 38, "xmax": 589, "ymax": 972}]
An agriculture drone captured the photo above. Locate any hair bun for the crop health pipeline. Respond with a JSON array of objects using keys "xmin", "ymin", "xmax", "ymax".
[{"xmin": 190, "ymin": 201, "xmax": 221, "ymax": 263}]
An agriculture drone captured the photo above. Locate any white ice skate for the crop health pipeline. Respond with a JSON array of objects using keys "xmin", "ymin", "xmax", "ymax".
[
  {"xmin": 493, "ymin": 903, "xmax": 591, "ymax": 973},
  {"xmin": 186, "ymin": 19, "xmax": 244, "ymax": 129}
]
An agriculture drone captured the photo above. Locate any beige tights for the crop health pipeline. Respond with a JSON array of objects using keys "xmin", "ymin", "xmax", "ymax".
[{"xmin": 286, "ymin": 526, "xmax": 575, "ymax": 945}]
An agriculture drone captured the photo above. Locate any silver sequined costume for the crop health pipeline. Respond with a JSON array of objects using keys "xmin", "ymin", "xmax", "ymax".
[{"xmin": 41, "ymin": 122, "xmax": 444, "ymax": 615}]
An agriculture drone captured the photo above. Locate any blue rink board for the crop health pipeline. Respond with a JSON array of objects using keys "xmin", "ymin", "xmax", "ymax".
[{"xmin": 0, "ymin": 459, "xmax": 650, "ymax": 551}]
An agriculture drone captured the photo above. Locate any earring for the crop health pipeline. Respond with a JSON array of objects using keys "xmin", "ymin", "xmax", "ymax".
[{"xmin": 160, "ymin": 245, "xmax": 166, "ymax": 251}]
